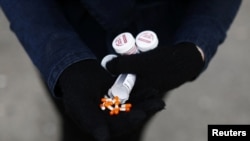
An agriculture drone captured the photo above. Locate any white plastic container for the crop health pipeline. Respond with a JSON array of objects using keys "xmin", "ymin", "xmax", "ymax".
[
  {"xmin": 135, "ymin": 30, "xmax": 159, "ymax": 52},
  {"xmin": 108, "ymin": 73, "xmax": 136, "ymax": 104},
  {"xmin": 103, "ymin": 31, "xmax": 159, "ymax": 104},
  {"xmin": 112, "ymin": 32, "xmax": 139, "ymax": 55}
]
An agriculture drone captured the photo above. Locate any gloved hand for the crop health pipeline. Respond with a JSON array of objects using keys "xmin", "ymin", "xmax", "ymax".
[
  {"xmin": 106, "ymin": 42, "xmax": 205, "ymax": 94},
  {"xmin": 57, "ymin": 60, "xmax": 114, "ymax": 141},
  {"xmin": 57, "ymin": 60, "xmax": 165, "ymax": 141}
]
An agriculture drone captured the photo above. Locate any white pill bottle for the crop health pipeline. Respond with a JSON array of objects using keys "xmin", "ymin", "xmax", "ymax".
[
  {"xmin": 136, "ymin": 30, "xmax": 158, "ymax": 52},
  {"xmin": 104, "ymin": 31, "xmax": 158, "ymax": 104}
]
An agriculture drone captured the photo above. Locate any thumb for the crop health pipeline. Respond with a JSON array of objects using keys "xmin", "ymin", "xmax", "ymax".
[{"xmin": 106, "ymin": 55, "xmax": 138, "ymax": 74}]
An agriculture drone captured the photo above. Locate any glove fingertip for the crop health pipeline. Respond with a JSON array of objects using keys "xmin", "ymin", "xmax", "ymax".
[{"xmin": 140, "ymin": 99, "xmax": 166, "ymax": 115}]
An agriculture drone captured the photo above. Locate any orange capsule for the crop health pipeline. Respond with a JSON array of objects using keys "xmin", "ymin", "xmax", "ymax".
[
  {"xmin": 125, "ymin": 108, "xmax": 131, "ymax": 112},
  {"xmin": 103, "ymin": 101, "xmax": 113, "ymax": 107},
  {"xmin": 101, "ymin": 98, "xmax": 107, "ymax": 102},
  {"xmin": 120, "ymin": 107, "xmax": 130, "ymax": 112},
  {"xmin": 114, "ymin": 108, "xmax": 120, "ymax": 115},
  {"xmin": 114, "ymin": 96, "xmax": 120, "ymax": 101},
  {"xmin": 107, "ymin": 105, "xmax": 114, "ymax": 111},
  {"xmin": 113, "ymin": 96, "xmax": 120, "ymax": 104},
  {"xmin": 121, "ymin": 103, "xmax": 132, "ymax": 108},
  {"xmin": 100, "ymin": 103, "xmax": 106, "ymax": 110},
  {"xmin": 110, "ymin": 110, "xmax": 116, "ymax": 116}
]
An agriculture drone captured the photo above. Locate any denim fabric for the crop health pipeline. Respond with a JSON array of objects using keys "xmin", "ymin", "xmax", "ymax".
[{"xmin": 0, "ymin": 0, "xmax": 242, "ymax": 96}]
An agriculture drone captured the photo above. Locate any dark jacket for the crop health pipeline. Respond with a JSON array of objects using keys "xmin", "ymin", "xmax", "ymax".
[{"xmin": 0, "ymin": 0, "xmax": 242, "ymax": 96}]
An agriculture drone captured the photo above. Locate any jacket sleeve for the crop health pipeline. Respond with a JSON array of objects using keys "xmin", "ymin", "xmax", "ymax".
[
  {"xmin": 174, "ymin": 0, "xmax": 242, "ymax": 69},
  {"xmin": 0, "ymin": 0, "xmax": 96, "ymax": 96}
]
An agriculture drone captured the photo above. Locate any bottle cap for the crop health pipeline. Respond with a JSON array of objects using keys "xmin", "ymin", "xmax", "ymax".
[
  {"xmin": 101, "ymin": 54, "xmax": 117, "ymax": 70},
  {"xmin": 135, "ymin": 30, "xmax": 159, "ymax": 52},
  {"xmin": 112, "ymin": 32, "xmax": 136, "ymax": 54}
]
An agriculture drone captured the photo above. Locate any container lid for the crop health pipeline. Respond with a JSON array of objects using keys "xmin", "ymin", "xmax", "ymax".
[
  {"xmin": 112, "ymin": 32, "xmax": 135, "ymax": 54},
  {"xmin": 135, "ymin": 30, "xmax": 159, "ymax": 52},
  {"xmin": 101, "ymin": 54, "xmax": 117, "ymax": 71}
]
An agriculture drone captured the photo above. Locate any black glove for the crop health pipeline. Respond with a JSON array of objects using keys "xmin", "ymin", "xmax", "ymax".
[
  {"xmin": 106, "ymin": 42, "xmax": 205, "ymax": 94},
  {"xmin": 57, "ymin": 60, "xmax": 114, "ymax": 141},
  {"xmin": 57, "ymin": 60, "xmax": 165, "ymax": 141}
]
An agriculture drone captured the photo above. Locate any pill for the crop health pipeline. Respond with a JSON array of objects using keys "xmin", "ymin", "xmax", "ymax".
[
  {"xmin": 120, "ymin": 107, "xmax": 131, "ymax": 112},
  {"xmin": 107, "ymin": 105, "xmax": 114, "ymax": 111},
  {"xmin": 113, "ymin": 108, "xmax": 120, "ymax": 115},
  {"xmin": 109, "ymin": 110, "xmax": 115, "ymax": 116},
  {"xmin": 104, "ymin": 101, "xmax": 113, "ymax": 107},
  {"xmin": 121, "ymin": 103, "xmax": 132, "ymax": 108},
  {"xmin": 100, "ymin": 104, "xmax": 106, "ymax": 110}
]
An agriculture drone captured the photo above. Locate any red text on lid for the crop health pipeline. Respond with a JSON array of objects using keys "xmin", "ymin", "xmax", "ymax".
[
  {"xmin": 138, "ymin": 32, "xmax": 154, "ymax": 43},
  {"xmin": 115, "ymin": 34, "xmax": 128, "ymax": 46}
]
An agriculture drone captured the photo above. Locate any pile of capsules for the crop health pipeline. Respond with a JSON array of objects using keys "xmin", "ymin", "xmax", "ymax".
[{"xmin": 100, "ymin": 96, "xmax": 132, "ymax": 116}]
